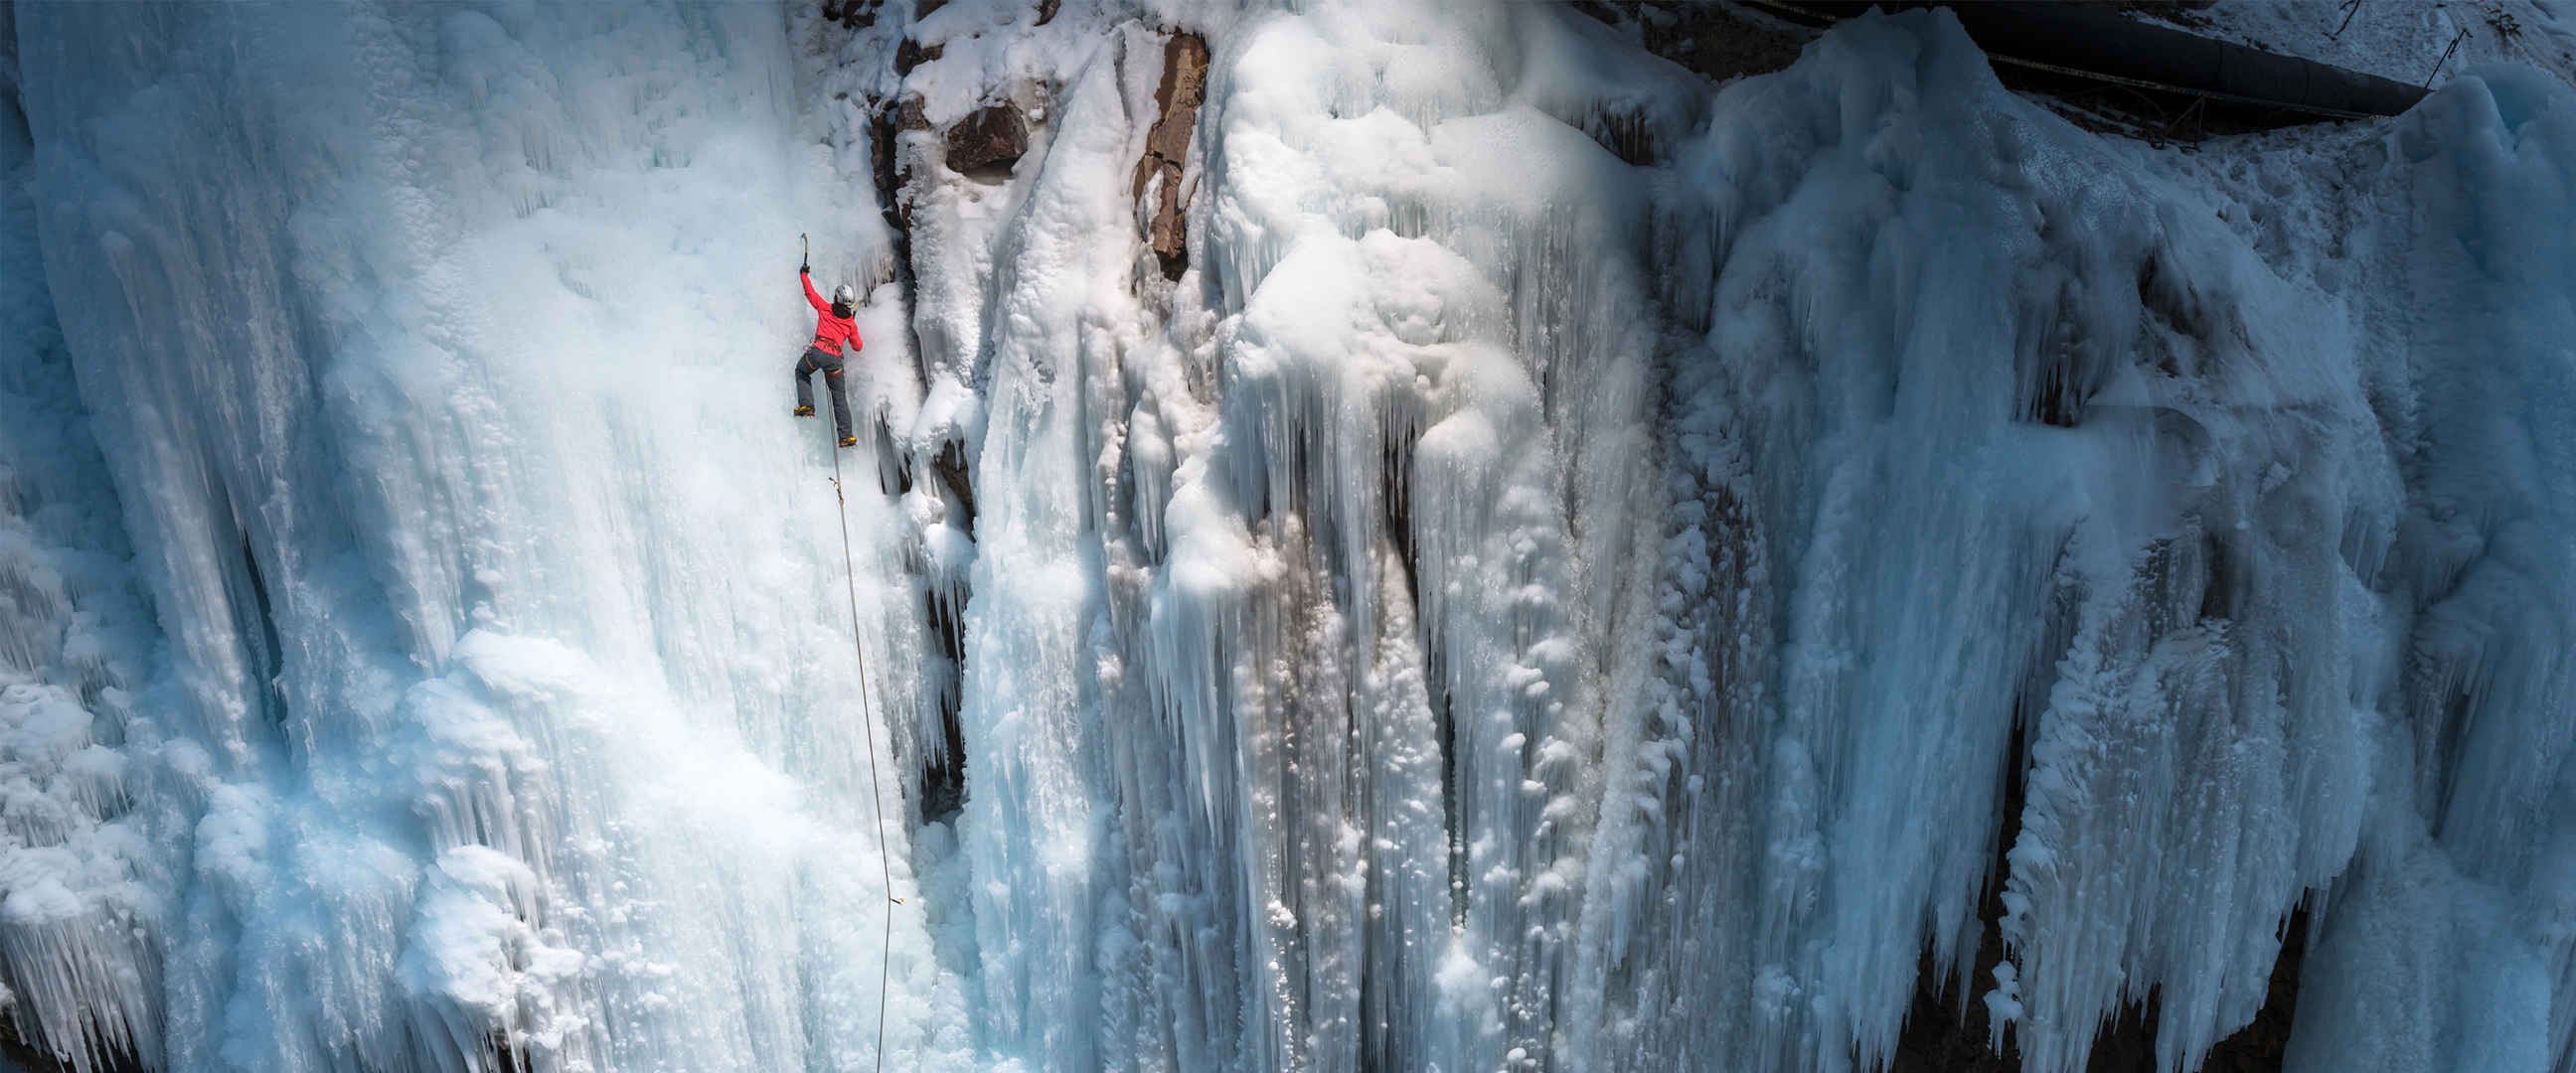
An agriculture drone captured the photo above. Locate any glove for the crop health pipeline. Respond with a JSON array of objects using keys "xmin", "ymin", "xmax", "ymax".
[{"xmin": 800, "ymin": 263, "xmax": 810, "ymax": 275}]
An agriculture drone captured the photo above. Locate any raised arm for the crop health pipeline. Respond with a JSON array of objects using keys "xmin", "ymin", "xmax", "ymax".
[{"xmin": 801, "ymin": 268, "xmax": 829, "ymax": 313}]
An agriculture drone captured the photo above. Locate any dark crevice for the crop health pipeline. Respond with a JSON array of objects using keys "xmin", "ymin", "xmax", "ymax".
[
  {"xmin": 1435, "ymin": 673, "xmax": 1461, "ymax": 929},
  {"xmin": 1383, "ymin": 446, "xmax": 1457, "ymax": 926},
  {"xmin": 2018, "ymin": 279, "xmax": 2103, "ymax": 428},
  {"xmin": 2013, "ymin": 227, "xmax": 2105, "ymax": 429},
  {"xmin": 917, "ymin": 586, "xmax": 968, "ymax": 826},
  {"xmin": 919, "ymin": 701, "xmax": 967, "ymax": 825},
  {"xmin": 872, "ymin": 3, "xmax": 968, "ymax": 836},
  {"xmin": 870, "ymin": 98, "xmax": 930, "ymax": 390},
  {"xmin": 1357, "ymin": 965, "xmax": 1386, "ymax": 1073},
  {"xmin": 2198, "ymin": 528, "xmax": 2239, "ymax": 623},
  {"xmin": 2087, "ymin": 903, "xmax": 2309, "ymax": 1073},
  {"xmin": 2137, "ymin": 248, "xmax": 2213, "ymax": 344},
  {"xmin": 238, "ymin": 533, "xmax": 287, "ymax": 730},
  {"xmin": 2024, "ymin": 352, "xmax": 2092, "ymax": 427},
  {"xmin": 1382, "ymin": 433, "xmax": 1419, "ymax": 644},
  {"xmin": 1891, "ymin": 553, "xmax": 2076, "ymax": 1071},
  {"xmin": 2429, "ymin": 686, "xmax": 2470, "ymax": 837},
  {"xmin": 2202, "ymin": 903, "xmax": 2310, "ymax": 1070},
  {"xmin": 1581, "ymin": 104, "xmax": 1662, "ymax": 167},
  {"xmin": 1377, "ymin": 417, "xmax": 1453, "ymax": 927},
  {"xmin": 1404, "ymin": 505, "xmax": 1463, "ymax": 931},
  {"xmin": 876, "ymin": 416, "xmax": 910, "ymax": 496},
  {"xmin": 2089, "ymin": 994, "xmax": 2163, "ymax": 1073},
  {"xmin": 1890, "ymin": 697, "xmax": 2029, "ymax": 1072},
  {"xmin": 868, "ymin": 103, "xmax": 906, "ymax": 249},
  {"xmin": 485, "ymin": 1031, "xmax": 532, "ymax": 1073},
  {"xmin": 934, "ymin": 440, "xmax": 977, "ymax": 539}
]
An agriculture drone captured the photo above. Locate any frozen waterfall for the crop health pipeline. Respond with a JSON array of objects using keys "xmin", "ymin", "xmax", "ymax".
[{"xmin": 3, "ymin": 1, "xmax": 2573, "ymax": 1072}]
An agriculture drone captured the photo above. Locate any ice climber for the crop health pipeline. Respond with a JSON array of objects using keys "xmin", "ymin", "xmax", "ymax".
[{"xmin": 793, "ymin": 260, "xmax": 864, "ymax": 448}]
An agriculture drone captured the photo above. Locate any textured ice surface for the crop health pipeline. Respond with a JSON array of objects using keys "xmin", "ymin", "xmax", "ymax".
[
  {"xmin": 11, "ymin": 4, "xmax": 950, "ymax": 1071},
  {"xmin": 2, "ymin": 34, "xmax": 171, "ymax": 1073},
  {"xmin": 5, "ymin": 1, "xmax": 2575, "ymax": 1072}
]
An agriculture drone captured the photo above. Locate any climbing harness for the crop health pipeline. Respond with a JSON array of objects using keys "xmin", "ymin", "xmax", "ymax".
[{"xmin": 829, "ymin": 439, "xmax": 900, "ymax": 1073}]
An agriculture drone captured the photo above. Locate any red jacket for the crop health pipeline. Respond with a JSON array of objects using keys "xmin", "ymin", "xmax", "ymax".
[{"xmin": 802, "ymin": 271, "xmax": 862, "ymax": 357}]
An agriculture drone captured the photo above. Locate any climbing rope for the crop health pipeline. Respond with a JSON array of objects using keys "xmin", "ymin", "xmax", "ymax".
[{"xmin": 828, "ymin": 441, "xmax": 899, "ymax": 1073}]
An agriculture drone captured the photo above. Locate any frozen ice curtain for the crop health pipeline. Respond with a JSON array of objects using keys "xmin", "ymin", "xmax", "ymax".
[{"xmin": 4, "ymin": 2, "xmax": 2574, "ymax": 1072}]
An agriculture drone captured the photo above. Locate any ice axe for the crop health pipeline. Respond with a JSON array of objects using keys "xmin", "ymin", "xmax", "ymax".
[{"xmin": 801, "ymin": 232, "xmax": 809, "ymax": 273}]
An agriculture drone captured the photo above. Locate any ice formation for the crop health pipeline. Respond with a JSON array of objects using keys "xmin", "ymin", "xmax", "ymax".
[{"xmin": 3, "ymin": 1, "xmax": 2573, "ymax": 1071}]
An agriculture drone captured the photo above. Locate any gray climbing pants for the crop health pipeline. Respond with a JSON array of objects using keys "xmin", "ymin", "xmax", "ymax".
[{"xmin": 794, "ymin": 346, "xmax": 854, "ymax": 441}]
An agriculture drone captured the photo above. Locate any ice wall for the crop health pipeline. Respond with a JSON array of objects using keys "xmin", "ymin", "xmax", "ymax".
[
  {"xmin": 8, "ymin": 0, "xmax": 2576, "ymax": 1071},
  {"xmin": 2, "ymin": 21, "xmax": 174, "ymax": 1069},
  {"xmin": 10, "ymin": 4, "xmax": 963, "ymax": 1071},
  {"xmin": 2285, "ymin": 65, "xmax": 2576, "ymax": 1073},
  {"xmin": 1623, "ymin": 20, "xmax": 2392, "ymax": 1071},
  {"xmin": 872, "ymin": 2, "xmax": 2576, "ymax": 1071}
]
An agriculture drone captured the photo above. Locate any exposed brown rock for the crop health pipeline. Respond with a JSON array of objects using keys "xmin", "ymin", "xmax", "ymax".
[
  {"xmin": 1583, "ymin": 1, "xmax": 1814, "ymax": 83},
  {"xmin": 821, "ymin": 0, "xmax": 884, "ymax": 29},
  {"xmin": 893, "ymin": 36, "xmax": 943, "ymax": 76},
  {"xmin": 944, "ymin": 102, "xmax": 1029, "ymax": 176},
  {"xmin": 1130, "ymin": 32, "xmax": 1209, "ymax": 281},
  {"xmin": 895, "ymin": 93, "xmax": 930, "ymax": 132}
]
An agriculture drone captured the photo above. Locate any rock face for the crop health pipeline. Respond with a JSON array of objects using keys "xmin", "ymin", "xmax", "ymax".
[
  {"xmin": 943, "ymin": 103, "xmax": 1028, "ymax": 176},
  {"xmin": 893, "ymin": 36, "xmax": 942, "ymax": 76},
  {"xmin": 1130, "ymin": 32, "xmax": 1208, "ymax": 281},
  {"xmin": 820, "ymin": 0, "xmax": 883, "ymax": 29},
  {"xmin": 1588, "ymin": 1, "xmax": 1812, "ymax": 83}
]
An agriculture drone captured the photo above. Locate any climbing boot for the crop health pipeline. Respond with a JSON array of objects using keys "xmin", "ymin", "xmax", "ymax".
[
  {"xmin": 838, "ymin": 435, "xmax": 859, "ymax": 448},
  {"xmin": 794, "ymin": 405, "xmax": 816, "ymax": 417}
]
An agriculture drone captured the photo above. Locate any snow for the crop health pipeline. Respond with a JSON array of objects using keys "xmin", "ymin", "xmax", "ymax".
[
  {"xmin": 2168, "ymin": 0, "xmax": 2576, "ymax": 92},
  {"xmin": 5, "ymin": 1, "xmax": 2576, "ymax": 1071}
]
